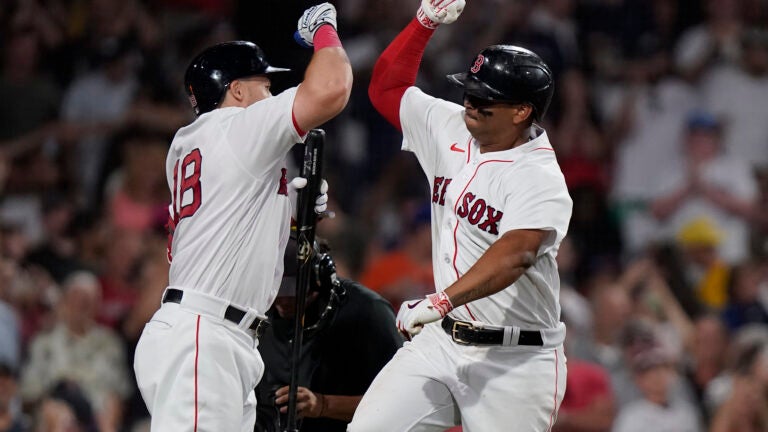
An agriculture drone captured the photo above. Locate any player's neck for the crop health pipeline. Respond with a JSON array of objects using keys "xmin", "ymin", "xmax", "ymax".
[{"xmin": 476, "ymin": 128, "xmax": 530, "ymax": 154}]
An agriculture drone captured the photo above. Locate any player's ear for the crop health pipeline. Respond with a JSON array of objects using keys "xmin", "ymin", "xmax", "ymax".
[
  {"xmin": 229, "ymin": 79, "xmax": 244, "ymax": 102},
  {"xmin": 512, "ymin": 104, "xmax": 533, "ymax": 125}
]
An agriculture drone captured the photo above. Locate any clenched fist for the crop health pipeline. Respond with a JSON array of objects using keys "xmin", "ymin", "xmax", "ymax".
[
  {"xmin": 396, "ymin": 292, "xmax": 454, "ymax": 339},
  {"xmin": 417, "ymin": 0, "xmax": 466, "ymax": 29},
  {"xmin": 295, "ymin": 2, "xmax": 338, "ymax": 48}
]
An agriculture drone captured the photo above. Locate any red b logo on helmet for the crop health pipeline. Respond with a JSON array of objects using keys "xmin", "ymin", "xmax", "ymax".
[{"xmin": 470, "ymin": 54, "xmax": 484, "ymax": 73}]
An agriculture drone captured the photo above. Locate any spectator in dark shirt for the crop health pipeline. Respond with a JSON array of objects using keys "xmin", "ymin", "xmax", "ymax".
[{"xmin": 721, "ymin": 261, "xmax": 768, "ymax": 331}]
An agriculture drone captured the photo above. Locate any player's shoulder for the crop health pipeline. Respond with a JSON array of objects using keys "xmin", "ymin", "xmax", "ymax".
[
  {"xmin": 504, "ymin": 159, "xmax": 563, "ymax": 188},
  {"xmin": 248, "ymin": 86, "xmax": 298, "ymax": 111},
  {"xmin": 174, "ymin": 108, "xmax": 223, "ymax": 137},
  {"xmin": 504, "ymin": 148, "xmax": 569, "ymax": 195},
  {"xmin": 222, "ymin": 86, "xmax": 299, "ymax": 128}
]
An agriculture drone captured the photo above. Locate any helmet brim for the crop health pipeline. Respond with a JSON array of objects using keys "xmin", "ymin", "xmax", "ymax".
[
  {"xmin": 446, "ymin": 72, "xmax": 467, "ymax": 88},
  {"xmin": 446, "ymin": 72, "xmax": 507, "ymax": 101},
  {"xmin": 264, "ymin": 66, "xmax": 291, "ymax": 73}
]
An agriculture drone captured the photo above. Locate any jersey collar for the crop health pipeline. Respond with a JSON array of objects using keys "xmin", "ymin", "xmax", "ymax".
[{"xmin": 471, "ymin": 125, "xmax": 552, "ymax": 162}]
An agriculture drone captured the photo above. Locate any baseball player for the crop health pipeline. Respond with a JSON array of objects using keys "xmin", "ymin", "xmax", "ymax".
[
  {"xmin": 349, "ymin": 1, "xmax": 573, "ymax": 431},
  {"xmin": 132, "ymin": 3, "xmax": 352, "ymax": 431}
]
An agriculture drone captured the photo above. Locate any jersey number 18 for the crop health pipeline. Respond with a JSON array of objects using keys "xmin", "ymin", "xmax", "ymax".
[
  {"xmin": 172, "ymin": 148, "xmax": 203, "ymax": 221},
  {"xmin": 167, "ymin": 148, "xmax": 202, "ymax": 262}
]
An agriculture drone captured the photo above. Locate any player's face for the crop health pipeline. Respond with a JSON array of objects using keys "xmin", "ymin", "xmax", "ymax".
[{"xmin": 462, "ymin": 95, "xmax": 529, "ymax": 140}]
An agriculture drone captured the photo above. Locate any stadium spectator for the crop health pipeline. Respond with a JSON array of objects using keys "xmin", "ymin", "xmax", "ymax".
[
  {"xmin": 703, "ymin": 325, "xmax": 768, "ymax": 417},
  {"xmin": 59, "ymin": 36, "xmax": 140, "ymax": 208},
  {"xmin": 570, "ymin": 281, "xmax": 630, "ymax": 375},
  {"xmin": 669, "ymin": 218, "xmax": 732, "ymax": 311},
  {"xmin": 95, "ymin": 229, "xmax": 144, "ymax": 329},
  {"xmin": 650, "ymin": 111, "xmax": 758, "ymax": 264},
  {"xmin": 681, "ymin": 314, "xmax": 729, "ymax": 421},
  {"xmin": 709, "ymin": 342, "xmax": 768, "ymax": 432},
  {"xmin": 20, "ymin": 271, "xmax": 130, "ymax": 432},
  {"xmin": 33, "ymin": 381, "xmax": 98, "ymax": 432},
  {"xmin": 0, "ymin": 26, "xmax": 60, "ymax": 141},
  {"xmin": 103, "ymin": 129, "xmax": 169, "ymax": 234},
  {"xmin": 674, "ymin": 0, "xmax": 743, "ymax": 82},
  {"xmin": 0, "ymin": 265, "xmax": 20, "ymax": 371},
  {"xmin": 554, "ymin": 360, "xmax": 616, "ymax": 432},
  {"xmin": 116, "ymin": 233, "xmax": 167, "ymax": 430},
  {"xmin": 606, "ymin": 39, "xmax": 697, "ymax": 255},
  {"xmin": 701, "ymin": 28, "xmax": 768, "ymax": 166},
  {"xmin": 0, "ymin": 361, "xmax": 29, "ymax": 432},
  {"xmin": 25, "ymin": 195, "xmax": 84, "ymax": 284},
  {"xmin": 721, "ymin": 261, "xmax": 768, "ymax": 331},
  {"xmin": 612, "ymin": 347, "xmax": 702, "ymax": 432}
]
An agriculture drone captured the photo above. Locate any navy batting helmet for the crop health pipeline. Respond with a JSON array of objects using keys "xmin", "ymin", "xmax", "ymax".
[
  {"xmin": 447, "ymin": 45, "xmax": 554, "ymax": 120},
  {"xmin": 184, "ymin": 41, "xmax": 290, "ymax": 116}
]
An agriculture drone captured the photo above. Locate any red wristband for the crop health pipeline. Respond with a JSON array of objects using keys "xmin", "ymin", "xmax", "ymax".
[
  {"xmin": 428, "ymin": 292, "xmax": 454, "ymax": 317},
  {"xmin": 313, "ymin": 24, "xmax": 342, "ymax": 51}
]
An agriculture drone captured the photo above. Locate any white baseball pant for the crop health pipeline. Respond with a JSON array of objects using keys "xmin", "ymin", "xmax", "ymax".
[
  {"xmin": 348, "ymin": 322, "xmax": 566, "ymax": 432},
  {"xmin": 134, "ymin": 290, "xmax": 264, "ymax": 431}
]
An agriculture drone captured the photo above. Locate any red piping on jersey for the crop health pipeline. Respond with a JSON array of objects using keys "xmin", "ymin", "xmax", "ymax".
[
  {"xmin": 451, "ymin": 158, "xmax": 515, "ymax": 288},
  {"xmin": 194, "ymin": 315, "xmax": 201, "ymax": 432},
  {"xmin": 464, "ymin": 304, "xmax": 477, "ymax": 320},
  {"xmin": 292, "ymin": 110, "xmax": 306, "ymax": 137},
  {"xmin": 466, "ymin": 137, "xmax": 472, "ymax": 164},
  {"xmin": 533, "ymin": 147, "xmax": 555, "ymax": 152},
  {"xmin": 547, "ymin": 348, "xmax": 560, "ymax": 432},
  {"xmin": 368, "ymin": 19, "xmax": 435, "ymax": 131}
]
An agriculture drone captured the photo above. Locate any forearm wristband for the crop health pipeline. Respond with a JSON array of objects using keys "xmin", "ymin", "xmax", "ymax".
[{"xmin": 314, "ymin": 25, "xmax": 342, "ymax": 51}]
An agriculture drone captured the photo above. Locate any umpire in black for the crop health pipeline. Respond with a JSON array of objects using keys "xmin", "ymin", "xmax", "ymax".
[{"xmin": 254, "ymin": 237, "xmax": 404, "ymax": 432}]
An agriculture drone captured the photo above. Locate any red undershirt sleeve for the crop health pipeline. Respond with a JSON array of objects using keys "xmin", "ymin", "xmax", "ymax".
[{"xmin": 368, "ymin": 18, "xmax": 436, "ymax": 131}]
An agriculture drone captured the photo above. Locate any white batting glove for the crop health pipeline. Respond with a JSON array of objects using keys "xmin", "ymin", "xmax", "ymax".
[
  {"xmin": 290, "ymin": 177, "xmax": 329, "ymax": 214},
  {"xmin": 396, "ymin": 292, "xmax": 454, "ymax": 339},
  {"xmin": 295, "ymin": 2, "xmax": 338, "ymax": 48},
  {"xmin": 416, "ymin": 0, "xmax": 466, "ymax": 29}
]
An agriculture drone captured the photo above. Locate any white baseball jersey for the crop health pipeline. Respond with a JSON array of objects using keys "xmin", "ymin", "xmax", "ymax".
[
  {"xmin": 351, "ymin": 88, "xmax": 571, "ymax": 432},
  {"xmin": 166, "ymin": 87, "xmax": 304, "ymax": 314},
  {"xmin": 400, "ymin": 87, "xmax": 573, "ymax": 330}
]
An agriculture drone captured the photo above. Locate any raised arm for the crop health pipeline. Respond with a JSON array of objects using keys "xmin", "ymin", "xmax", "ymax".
[
  {"xmin": 368, "ymin": 0, "xmax": 465, "ymax": 130},
  {"xmin": 292, "ymin": 3, "xmax": 353, "ymax": 134}
]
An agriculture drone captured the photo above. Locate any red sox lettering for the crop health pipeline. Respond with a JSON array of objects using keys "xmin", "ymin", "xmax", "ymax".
[
  {"xmin": 432, "ymin": 176, "xmax": 452, "ymax": 206},
  {"xmin": 456, "ymin": 192, "xmax": 503, "ymax": 235},
  {"xmin": 433, "ymin": 176, "xmax": 503, "ymax": 235}
]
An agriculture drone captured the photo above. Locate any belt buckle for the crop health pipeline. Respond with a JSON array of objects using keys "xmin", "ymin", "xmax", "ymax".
[
  {"xmin": 253, "ymin": 320, "xmax": 269, "ymax": 338},
  {"xmin": 451, "ymin": 320, "xmax": 474, "ymax": 345}
]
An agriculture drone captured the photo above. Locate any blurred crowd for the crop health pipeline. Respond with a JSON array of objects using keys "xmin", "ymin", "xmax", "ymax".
[{"xmin": 1, "ymin": 0, "xmax": 768, "ymax": 431}]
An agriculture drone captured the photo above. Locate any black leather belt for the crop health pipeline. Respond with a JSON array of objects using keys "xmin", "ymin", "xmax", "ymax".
[
  {"xmin": 442, "ymin": 316, "xmax": 543, "ymax": 346},
  {"xmin": 162, "ymin": 288, "xmax": 270, "ymax": 337}
]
